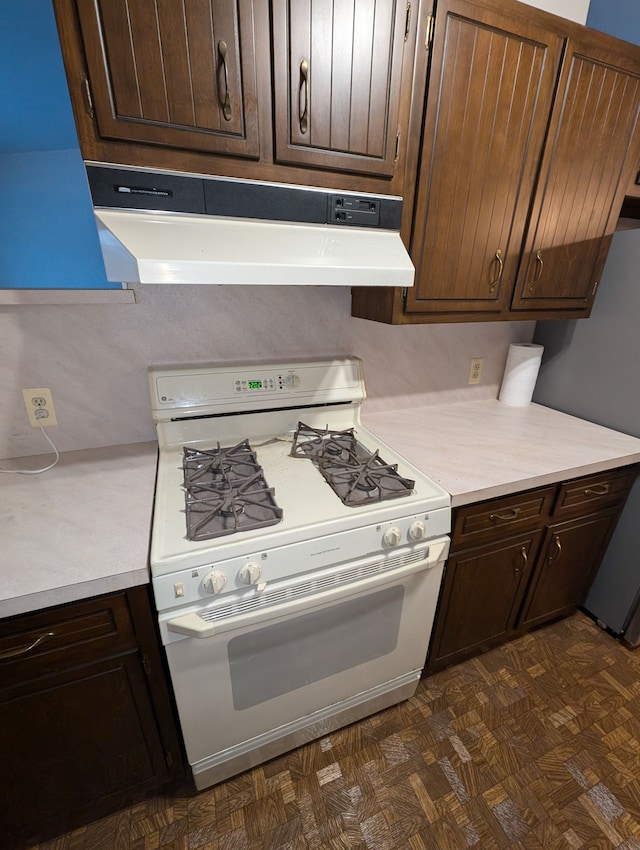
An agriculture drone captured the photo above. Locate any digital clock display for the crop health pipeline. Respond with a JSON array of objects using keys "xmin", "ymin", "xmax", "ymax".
[{"xmin": 248, "ymin": 380, "xmax": 262, "ymax": 389}]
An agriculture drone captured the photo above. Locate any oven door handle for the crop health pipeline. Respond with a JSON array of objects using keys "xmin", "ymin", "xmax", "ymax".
[{"xmin": 165, "ymin": 539, "xmax": 449, "ymax": 640}]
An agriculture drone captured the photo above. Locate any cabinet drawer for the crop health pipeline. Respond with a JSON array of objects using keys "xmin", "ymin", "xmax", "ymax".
[
  {"xmin": 452, "ymin": 486, "xmax": 555, "ymax": 550},
  {"xmin": 0, "ymin": 592, "xmax": 138, "ymax": 685},
  {"xmin": 553, "ymin": 467, "xmax": 637, "ymax": 518}
]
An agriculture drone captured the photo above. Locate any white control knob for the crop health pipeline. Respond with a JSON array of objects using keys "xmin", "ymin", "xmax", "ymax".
[
  {"xmin": 408, "ymin": 521, "xmax": 427, "ymax": 542},
  {"xmin": 382, "ymin": 527, "xmax": 402, "ymax": 547},
  {"xmin": 239, "ymin": 562, "xmax": 262, "ymax": 585},
  {"xmin": 203, "ymin": 571, "xmax": 226, "ymax": 594}
]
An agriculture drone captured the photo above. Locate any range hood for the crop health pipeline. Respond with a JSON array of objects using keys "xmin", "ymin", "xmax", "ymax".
[{"xmin": 87, "ymin": 165, "xmax": 415, "ymax": 287}]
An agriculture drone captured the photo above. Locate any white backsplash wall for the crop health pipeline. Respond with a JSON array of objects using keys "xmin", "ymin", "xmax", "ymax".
[{"xmin": 0, "ymin": 285, "xmax": 534, "ymax": 459}]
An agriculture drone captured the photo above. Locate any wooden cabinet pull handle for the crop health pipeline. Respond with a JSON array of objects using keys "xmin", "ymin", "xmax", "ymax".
[
  {"xmin": 584, "ymin": 483, "xmax": 609, "ymax": 496},
  {"xmin": 490, "ymin": 507, "xmax": 521, "ymax": 521},
  {"xmin": 489, "ymin": 249, "xmax": 504, "ymax": 293},
  {"xmin": 514, "ymin": 545, "xmax": 528, "ymax": 574},
  {"xmin": 217, "ymin": 41, "xmax": 232, "ymax": 122},
  {"xmin": 0, "ymin": 631, "xmax": 55, "ymax": 661},
  {"xmin": 299, "ymin": 59, "xmax": 309, "ymax": 134},
  {"xmin": 527, "ymin": 250, "xmax": 544, "ymax": 291},
  {"xmin": 548, "ymin": 535, "xmax": 562, "ymax": 563}
]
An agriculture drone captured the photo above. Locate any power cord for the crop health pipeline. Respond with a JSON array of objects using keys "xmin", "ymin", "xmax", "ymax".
[{"xmin": 0, "ymin": 426, "xmax": 60, "ymax": 475}]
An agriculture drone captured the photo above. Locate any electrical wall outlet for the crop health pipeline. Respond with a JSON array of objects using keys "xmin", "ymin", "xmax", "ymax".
[
  {"xmin": 468, "ymin": 358, "xmax": 483, "ymax": 385},
  {"xmin": 22, "ymin": 388, "xmax": 58, "ymax": 427}
]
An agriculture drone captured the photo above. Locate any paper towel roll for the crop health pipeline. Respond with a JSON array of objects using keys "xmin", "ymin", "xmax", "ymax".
[{"xmin": 498, "ymin": 343, "xmax": 544, "ymax": 406}]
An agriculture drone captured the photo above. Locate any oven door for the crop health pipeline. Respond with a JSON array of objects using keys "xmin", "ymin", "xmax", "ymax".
[{"xmin": 158, "ymin": 538, "xmax": 449, "ymax": 788}]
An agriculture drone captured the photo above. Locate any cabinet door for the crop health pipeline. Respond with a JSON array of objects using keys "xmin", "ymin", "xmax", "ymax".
[
  {"xmin": 74, "ymin": 0, "xmax": 260, "ymax": 158},
  {"xmin": 405, "ymin": 0, "xmax": 564, "ymax": 317},
  {"xmin": 271, "ymin": 0, "xmax": 408, "ymax": 176},
  {"xmin": 518, "ymin": 513, "xmax": 619, "ymax": 630},
  {"xmin": 427, "ymin": 532, "xmax": 541, "ymax": 671},
  {"xmin": 511, "ymin": 33, "xmax": 640, "ymax": 312},
  {"xmin": 0, "ymin": 653, "xmax": 169, "ymax": 836}
]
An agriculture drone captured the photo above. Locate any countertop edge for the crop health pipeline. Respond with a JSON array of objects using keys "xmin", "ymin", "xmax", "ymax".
[
  {"xmin": 0, "ymin": 567, "xmax": 151, "ymax": 621},
  {"xmin": 450, "ymin": 454, "xmax": 640, "ymax": 507}
]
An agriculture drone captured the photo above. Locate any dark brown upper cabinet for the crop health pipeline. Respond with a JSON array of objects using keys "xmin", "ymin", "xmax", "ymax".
[
  {"xmin": 405, "ymin": 0, "xmax": 565, "ymax": 318},
  {"xmin": 511, "ymin": 31, "xmax": 640, "ymax": 313},
  {"xmin": 53, "ymin": 0, "xmax": 420, "ymax": 196},
  {"xmin": 74, "ymin": 0, "xmax": 261, "ymax": 159},
  {"xmin": 352, "ymin": 0, "xmax": 640, "ymax": 324},
  {"xmin": 271, "ymin": 0, "xmax": 408, "ymax": 177}
]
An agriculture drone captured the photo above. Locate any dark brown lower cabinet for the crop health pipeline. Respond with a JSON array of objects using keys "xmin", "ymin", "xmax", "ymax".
[
  {"xmin": 425, "ymin": 465, "xmax": 639, "ymax": 674},
  {"xmin": 0, "ymin": 587, "xmax": 184, "ymax": 848},
  {"xmin": 518, "ymin": 513, "xmax": 619, "ymax": 630},
  {"xmin": 429, "ymin": 532, "xmax": 542, "ymax": 668}
]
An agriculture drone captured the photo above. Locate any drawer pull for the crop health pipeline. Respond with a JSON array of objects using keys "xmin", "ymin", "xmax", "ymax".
[
  {"xmin": 584, "ymin": 483, "xmax": 610, "ymax": 496},
  {"xmin": 548, "ymin": 535, "xmax": 562, "ymax": 563},
  {"xmin": 0, "ymin": 631, "xmax": 55, "ymax": 661},
  {"xmin": 514, "ymin": 545, "xmax": 528, "ymax": 574},
  {"xmin": 490, "ymin": 507, "xmax": 521, "ymax": 522}
]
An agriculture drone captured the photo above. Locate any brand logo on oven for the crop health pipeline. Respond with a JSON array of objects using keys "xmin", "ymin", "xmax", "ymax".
[{"xmin": 311, "ymin": 547, "xmax": 341, "ymax": 557}]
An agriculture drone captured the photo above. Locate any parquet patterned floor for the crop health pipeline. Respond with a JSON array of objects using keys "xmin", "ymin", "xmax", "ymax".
[{"xmin": 25, "ymin": 613, "xmax": 640, "ymax": 850}]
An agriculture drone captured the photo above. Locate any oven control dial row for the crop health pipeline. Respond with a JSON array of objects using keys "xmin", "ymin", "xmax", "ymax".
[
  {"xmin": 202, "ymin": 571, "xmax": 226, "ymax": 594},
  {"xmin": 382, "ymin": 520, "xmax": 428, "ymax": 547}
]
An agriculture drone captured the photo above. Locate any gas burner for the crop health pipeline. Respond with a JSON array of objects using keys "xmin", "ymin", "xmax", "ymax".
[
  {"xmin": 290, "ymin": 424, "xmax": 358, "ymax": 464},
  {"xmin": 183, "ymin": 441, "xmax": 283, "ymax": 540},
  {"xmin": 183, "ymin": 440, "xmax": 262, "ymax": 488},
  {"xmin": 291, "ymin": 422, "xmax": 415, "ymax": 507}
]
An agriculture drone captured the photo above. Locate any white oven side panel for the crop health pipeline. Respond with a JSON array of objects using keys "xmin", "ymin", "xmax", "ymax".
[{"xmin": 163, "ymin": 559, "xmax": 444, "ymax": 770}]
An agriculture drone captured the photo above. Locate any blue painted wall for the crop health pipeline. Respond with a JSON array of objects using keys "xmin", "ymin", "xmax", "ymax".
[
  {"xmin": 587, "ymin": 0, "xmax": 640, "ymax": 45},
  {"xmin": 0, "ymin": 1, "xmax": 118, "ymax": 288}
]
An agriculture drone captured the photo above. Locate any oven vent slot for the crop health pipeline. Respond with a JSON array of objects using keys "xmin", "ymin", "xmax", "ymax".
[{"xmin": 200, "ymin": 548, "xmax": 427, "ymax": 623}]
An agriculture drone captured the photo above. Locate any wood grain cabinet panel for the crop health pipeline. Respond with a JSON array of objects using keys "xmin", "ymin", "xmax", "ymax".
[
  {"xmin": 511, "ymin": 33, "xmax": 640, "ymax": 313},
  {"xmin": 518, "ymin": 513, "xmax": 620, "ymax": 630},
  {"xmin": 428, "ymin": 532, "xmax": 542, "ymax": 671},
  {"xmin": 405, "ymin": 0, "xmax": 563, "ymax": 317},
  {"xmin": 74, "ymin": 0, "xmax": 261, "ymax": 158},
  {"xmin": 271, "ymin": 0, "xmax": 409, "ymax": 177}
]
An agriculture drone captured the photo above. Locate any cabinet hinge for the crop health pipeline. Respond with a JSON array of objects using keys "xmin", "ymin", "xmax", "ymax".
[
  {"xmin": 592, "ymin": 279, "xmax": 599, "ymax": 296},
  {"xmin": 425, "ymin": 14, "xmax": 435, "ymax": 50},
  {"xmin": 395, "ymin": 132, "xmax": 401, "ymax": 162},
  {"xmin": 165, "ymin": 750, "xmax": 174, "ymax": 768},
  {"xmin": 81, "ymin": 73, "xmax": 95, "ymax": 119},
  {"xmin": 142, "ymin": 653, "xmax": 151, "ymax": 676},
  {"xmin": 404, "ymin": 2, "xmax": 412, "ymax": 40}
]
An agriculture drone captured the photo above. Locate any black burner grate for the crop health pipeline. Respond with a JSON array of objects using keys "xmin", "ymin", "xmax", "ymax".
[
  {"xmin": 182, "ymin": 440, "xmax": 283, "ymax": 541},
  {"xmin": 291, "ymin": 423, "xmax": 414, "ymax": 506}
]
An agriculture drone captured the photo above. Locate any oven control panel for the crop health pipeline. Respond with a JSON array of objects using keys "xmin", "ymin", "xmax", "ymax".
[{"xmin": 152, "ymin": 507, "xmax": 451, "ymax": 610}]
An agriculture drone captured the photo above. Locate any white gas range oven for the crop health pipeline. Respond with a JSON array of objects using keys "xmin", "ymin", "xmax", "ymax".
[{"xmin": 148, "ymin": 358, "xmax": 451, "ymax": 790}]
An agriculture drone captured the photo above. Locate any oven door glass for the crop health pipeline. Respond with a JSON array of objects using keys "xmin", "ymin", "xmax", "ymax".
[{"xmin": 161, "ymin": 547, "xmax": 446, "ymax": 770}]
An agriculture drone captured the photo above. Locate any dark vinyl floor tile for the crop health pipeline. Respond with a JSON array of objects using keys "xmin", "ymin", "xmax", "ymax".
[{"xmin": 24, "ymin": 614, "xmax": 640, "ymax": 850}]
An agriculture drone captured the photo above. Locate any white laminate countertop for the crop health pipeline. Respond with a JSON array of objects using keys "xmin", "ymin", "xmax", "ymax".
[
  {"xmin": 0, "ymin": 441, "xmax": 158, "ymax": 619},
  {"xmin": 363, "ymin": 400, "xmax": 640, "ymax": 507},
  {"xmin": 4, "ymin": 401, "xmax": 640, "ymax": 619}
]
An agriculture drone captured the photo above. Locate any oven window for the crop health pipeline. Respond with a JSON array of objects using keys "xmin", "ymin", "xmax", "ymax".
[{"xmin": 228, "ymin": 586, "xmax": 404, "ymax": 710}]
